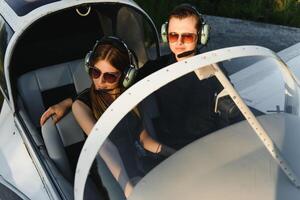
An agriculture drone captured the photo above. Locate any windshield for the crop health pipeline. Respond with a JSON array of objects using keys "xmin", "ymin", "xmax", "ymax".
[
  {"xmin": 228, "ymin": 56, "xmax": 300, "ymax": 116},
  {"xmin": 74, "ymin": 46, "xmax": 300, "ymax": 200}
]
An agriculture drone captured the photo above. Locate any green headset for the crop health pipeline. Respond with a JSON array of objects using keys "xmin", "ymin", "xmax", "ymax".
[
  {"xmin": 85, "ymin": 36, "xmax": 138, "ymax": 88},
  {"xmin": 161, "ymin": 4, "xmax": 210, "ymax": 45}
]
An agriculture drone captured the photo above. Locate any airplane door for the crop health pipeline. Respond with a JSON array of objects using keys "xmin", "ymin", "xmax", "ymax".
[{"xmin": 0, "ymin": 100, "xmax": 51, "ymax": 199}]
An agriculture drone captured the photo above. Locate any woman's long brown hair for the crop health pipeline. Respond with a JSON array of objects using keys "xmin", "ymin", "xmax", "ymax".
[{"xmin": 89, "ymin": 43, "xmax": 129, "ymax": 119}]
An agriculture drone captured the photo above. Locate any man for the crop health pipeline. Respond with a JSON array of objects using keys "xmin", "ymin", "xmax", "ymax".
[
  {"xmin": 138, "ymin": 4, "xmax": 207, "ymax": 77},
  {"xmin": 40, "ymin": 4, "xmax": 224, "ymax": 150},
  {"xmin": 137, "ymin": 4, "xmax": 224, "ymax": 149}
]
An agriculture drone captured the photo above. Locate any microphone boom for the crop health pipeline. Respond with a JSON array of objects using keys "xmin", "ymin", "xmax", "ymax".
[{"xmin": 177, "ymin": 50, "xmax": 196, "ymax": 58}]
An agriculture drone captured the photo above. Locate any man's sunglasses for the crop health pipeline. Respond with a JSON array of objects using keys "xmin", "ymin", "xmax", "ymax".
[
  {"xmin": 88, "ymin": 66, "xmax": 121, "ymax": 83},
  {"xmin": 168, "ymin": 32, "xmax": 198, "ymax": 44}
]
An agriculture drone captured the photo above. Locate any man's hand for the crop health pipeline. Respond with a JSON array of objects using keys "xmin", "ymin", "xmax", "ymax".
[
  {"xmin": 40, "ymin": 98, "xmax": 73, "ymax": 126},
  {"xmin": 158, "ymin": 144, "xmax": 176, "ymax": 157}
]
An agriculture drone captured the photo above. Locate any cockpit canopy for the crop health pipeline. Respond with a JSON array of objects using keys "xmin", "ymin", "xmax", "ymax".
[{"xmin": 1, "ymin": 1, "xmax": 160, "ymax": 108}]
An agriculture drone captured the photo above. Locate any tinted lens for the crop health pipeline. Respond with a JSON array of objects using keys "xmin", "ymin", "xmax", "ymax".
[
  {"xmin": 181, "ymin": 33, "xmax": 197, "ymax": 43},
  {"xmin": 103, "ymin": 73, "xmax": 119, "ymax": 83},
  {"xmin": 168, "ymin": 33, "xmax": 179, "ymax": 43},
  {"xmin": 88, "ymin": 67, "xmax": 120, "ymax": 83},
  {"xmin": 89, "ymin": 67, "xmax": 101, "ymax": 79},
  {"xmin": 168, "ymin": 32, "xmax": 197, "ymax": 43}
]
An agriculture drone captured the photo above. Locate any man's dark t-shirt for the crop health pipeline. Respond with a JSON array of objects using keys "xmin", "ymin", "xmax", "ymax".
[{"xmin": 138, "ymin": 53, "xmax": 224, "ymax": 149}]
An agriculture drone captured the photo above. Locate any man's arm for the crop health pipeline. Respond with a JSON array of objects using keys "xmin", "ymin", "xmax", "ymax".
[{"xmin": 139, "ymin": 129, "xmax": 176, "ymax": 157}]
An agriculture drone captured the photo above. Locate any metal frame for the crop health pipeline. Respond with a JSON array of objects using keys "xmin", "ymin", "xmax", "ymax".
[{"xmin": 0, "ymin": 175, "xmax": 30, "ymax": 200}]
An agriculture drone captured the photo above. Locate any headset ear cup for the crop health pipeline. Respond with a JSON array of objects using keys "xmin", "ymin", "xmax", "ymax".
[
  {"xmin": 122, "ymin": 66, "xmax": 138, "ymax": 88},
  {"xmin": 200, "ymin": 23, "xmax": 210, "ymax": 45},
  {"xmin": 85, "ymin": 51, "xmax": 92, "ymax": 72},
  {"xmin": 161, "ymin": 22, "xmax": 168, "ymax": 43}
]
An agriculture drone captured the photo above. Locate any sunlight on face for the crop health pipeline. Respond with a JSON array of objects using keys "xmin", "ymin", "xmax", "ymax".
[{"xmin": 168, "ymin": 16, "xmax": 198, "ymax": 61}]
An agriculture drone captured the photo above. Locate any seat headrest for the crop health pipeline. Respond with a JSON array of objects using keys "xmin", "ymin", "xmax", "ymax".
[{"xmin": 17, "ymin": 59, "xmax": 91, "ymax": 127}]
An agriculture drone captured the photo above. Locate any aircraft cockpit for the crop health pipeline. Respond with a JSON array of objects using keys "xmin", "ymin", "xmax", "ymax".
[{"xmin": 1, "ymin": 1, "xmax": 300, "ymax": 200}]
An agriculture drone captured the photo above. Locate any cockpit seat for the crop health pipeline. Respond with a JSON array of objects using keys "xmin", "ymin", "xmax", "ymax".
[
  {"xmin": 17, "ymin": 59, "xmax": 102, "ymax": 199},
  {"xmin": 17, "ymin": 59, "xmax": 126, "ymax": 199},
  {"xmin": 17, "ymin": 59, "xmax": 90, "ymax": 129},
  {"xmin": 42, "ymin": 111, "xmax": 86, "ymax": 181},
  {"xmin": 42, "ymin": 110, "xmax": 125, "ymax": 200}
]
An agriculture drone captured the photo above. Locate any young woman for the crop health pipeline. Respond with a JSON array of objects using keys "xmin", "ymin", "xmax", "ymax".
[{"xmin": 72, "ymin": 36, "xmax": 175, "ymax": 197}]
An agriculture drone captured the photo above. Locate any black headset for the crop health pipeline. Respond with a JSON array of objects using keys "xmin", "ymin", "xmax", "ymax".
[
  {"xmin": 161, "ymin": 4, "xmax": 210, "ymax": 45},
  {"xmin": 85, "ymin": 36, "xmax": 138, "ymax": 88}
]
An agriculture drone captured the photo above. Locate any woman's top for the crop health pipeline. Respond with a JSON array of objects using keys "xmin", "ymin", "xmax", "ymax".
[{"xmin": 76, "ymin": 88, "xmax": 144, "ymax": 178}]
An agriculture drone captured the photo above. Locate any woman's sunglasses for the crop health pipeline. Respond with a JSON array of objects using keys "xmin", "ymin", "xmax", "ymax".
[
  {"xmin": 168, "ymin": 32, "xmax": 198, "ymax": 44},
  {"xmin": 88, "ymin": 66, "xmax": 121, "ymax": 83}
]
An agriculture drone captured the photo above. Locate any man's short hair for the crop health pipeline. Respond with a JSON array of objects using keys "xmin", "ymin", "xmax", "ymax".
[{"xmin": 168, "ymin": 4, "xmax": 202, "ymax": 33}]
